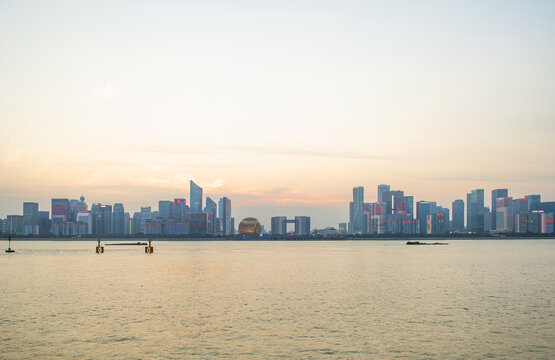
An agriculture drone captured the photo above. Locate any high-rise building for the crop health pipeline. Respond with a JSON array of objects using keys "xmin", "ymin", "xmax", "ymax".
[
  {"xmin": 158, "ymin": 201, "xmax": 171, "ymax": 220},
  {"xmin": 218, "ymin": 197, "xmax": 233, "ymax": 235},
  {"xmin": 112, "ymin": 203, "xmax": 125, "ymax": 235},
  {"xmin": 541, "ymin": 212, "xmax": 554, "ymax": 233},
  {"xmin": 452, "ymin": 199, "xmax": 464, "ymax": 232},
  {"xmin": 495, "ymin": 197, "xmax": 513, "ymax": 232},
  {"xmin": 204, "ymin": 197, "xmax": 217, "ymax": 235},
  {"xmin": 188, "ymin": 212, "xmax": 209, "ymax": 235},
  {"xmin": 140, "ymin": 206, "xmax": 151, "ymax": 233},
  {"xmin": 131, "ymin": 212, "xmax": 142, "ymax": 234},
  {"xmin": 525, "ymin": 195, "xmax": 541, "ymax": 210},
  {"xmin": 6, "ymin": 215, "xmax": 24, "ymax": 235},
  {"xmin": 528, "ymin": 211, "xmax": 543, "ymax": 234},
  {"xmin": 466, "ymin": 192, "xmax": 471, "ymax": 230},
  {"xmin": 416, "ymin": 201, "xmax": 437, "ymax": 234},
  {"xmin": 51, "ymin": 198, "xmax": 70, "ymax": 223},
  {"xmin": 349, "ymin": 186, "xmax": 364, "ymax": 234},
  {"xmin": 438, "ymin": 206, "xmax": 450, "ymax": 228},
  {"xmin": 426, "ymin": 213, "xmax": 447, "ymax": 235},
  {"xmin": 468, "ymin": 189, "xmax": 485, "ymax": 233},
  {"xmin": 381, "ymin": 190, "xmax": 404, "ymax": 215},
  {"xmin": 76, "ymin": 211, "xmax": 93, "ymax": 234},
  {"xmin": 491, "ymin": 189, "xmax": 508, "ymax": 231},
  {"xmin": 377, "ymin": 184, "xmax": 390, "ymax": 203},
  {"xmin": 190, "ymin": 180, "xmax": 203, "ymax": 213},
  {"xmin": 38, "ymin": 211, "xmax": 50, "ymax": 235},
  {"xmin": 170, "ymin": 198, "xmax": 188, "ymax": 222},
  {"xmin": 124, "ymin": 212, "xmax": 130, "ymax": 235},
  {"xmin": 294, "ymin": 216, "xmax": 311, "ymax": 236},
  {"xmin": 484, "ymin": 207, "xmax": 492, "ymax": 233},
  {"xmin": 513, "ymin": 198, "xmax": 529, "ymax": 233},
  {"xmin": 100, "ymin": 205, "xmax": 113, "ymax": 235},
  {"xmin": 23, "ymin": 202, "xmax": 39, "ymax": 235},
  {"xmin": 271, "ymin": 216, "xmax": 287, "ymax": 235},
  {"xmin": 393, "ymin": 194, "xmax": 412, "ymax": 215},
  {"xmin": 404, "ymin": 196, "xmax": 414, "ymax": 217}
]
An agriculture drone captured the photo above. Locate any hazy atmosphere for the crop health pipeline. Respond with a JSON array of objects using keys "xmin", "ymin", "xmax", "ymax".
[{"xmin": 1, "ymin": 0, "xmax": 554, "ymax": 228}]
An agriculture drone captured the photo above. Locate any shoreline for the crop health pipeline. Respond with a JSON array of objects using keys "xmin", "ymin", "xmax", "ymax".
[{"xmin": 3, "ymin": 236, "xmax": 555, "ymax": 241}]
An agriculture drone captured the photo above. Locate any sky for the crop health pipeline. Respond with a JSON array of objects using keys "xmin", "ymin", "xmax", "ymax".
[{"xmin": 1, "ymin": 0, "xmax": 554, "ymax": 229}]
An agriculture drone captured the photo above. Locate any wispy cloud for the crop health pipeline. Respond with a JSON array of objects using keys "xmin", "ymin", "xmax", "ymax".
[
  {"xmin": 205, "ymin": 179, "xmax": 225, "ymax": 189},
  {"xmin": 134, "ymin": 144, "xmax": 400, "ymax": 161},
  {"xmin": 3, "ymin": 140, "xmax": 24, "ymax": 164},
  {"xmin": 229, "ymin": 145, "xmax": 398, "ymax": 161},
  {"xmin": 90, "ymin": 82, "xmax": 119, "ymax": 100},
  {"xmin": 229, "ymin": 187, "xmax": 346, "ymax": 206},
  {"xmin": 406, "ymin": 172, "xmax": 555, "ymax": 184}
]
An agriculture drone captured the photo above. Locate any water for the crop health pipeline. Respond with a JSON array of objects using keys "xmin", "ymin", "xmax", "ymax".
[{"xmin": 1, "ymin": 240, "xmax": 554, "ymax": 359}]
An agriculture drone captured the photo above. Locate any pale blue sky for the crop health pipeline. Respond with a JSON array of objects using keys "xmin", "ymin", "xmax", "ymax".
[{"xmin": 1, "ymin": 1, "xmax": 554, "ymax": 228}]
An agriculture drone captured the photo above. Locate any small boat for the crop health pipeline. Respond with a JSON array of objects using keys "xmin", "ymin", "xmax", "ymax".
[
  {"xmin": 406, "ymin": 241, "xmax": 448, "ymax": 245},
  {"xmin": 6, "ymin": 237, "xmax": 15, "ymax": 253}
]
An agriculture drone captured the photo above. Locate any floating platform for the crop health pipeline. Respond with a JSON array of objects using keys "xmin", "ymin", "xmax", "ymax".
[{"xmin": 106, "ymin": 242, "xmax": 148, "ymax": 246}]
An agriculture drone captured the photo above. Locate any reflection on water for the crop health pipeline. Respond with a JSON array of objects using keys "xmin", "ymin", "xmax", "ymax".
[{"xmin": 1, "ymin": 240, "xmax": 554, "ymax": 359}]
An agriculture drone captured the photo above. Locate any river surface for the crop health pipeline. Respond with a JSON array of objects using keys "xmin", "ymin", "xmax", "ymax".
[{"xmin": 1, "ymin": 240, "xmax": 554, "ymax": 359}]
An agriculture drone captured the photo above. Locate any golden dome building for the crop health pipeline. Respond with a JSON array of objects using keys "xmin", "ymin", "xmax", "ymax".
[{"xmin": 238, "ymin": 217, "xmax": 262, "ymax": 235}]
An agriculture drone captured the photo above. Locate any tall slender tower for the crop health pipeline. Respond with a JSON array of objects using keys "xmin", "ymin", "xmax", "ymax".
[
  {"xmin": 218, "ymin": 197, "xmax": 233, "ymax": 235},
  {"xmin": 377, "ymin": 184, "xmax": 390, "ymax": 203},
  {"xmin": 349, "ymin": 186, "xmax": 365, "ymax": 234},
  {"xmin": 204, "ymin": 197, "xmax": 217, "ymax": 235},
  {"xmin": 491, "ymin": 189, "xmax": 508, "ymax": 231},
  {"xmin": 190, "ymin": 180, "xmax": 203, "ymax": 213},
  {"xmin": 467, "ymin": 189, "xmax": 485, "ymax": 233},
  {"xmin": 112, "ymin": 203, "xmax": 125, "ymax": 235},
  {"xmin": 451, "ymin": 199, "xmax": 464, "ymax": 232}
]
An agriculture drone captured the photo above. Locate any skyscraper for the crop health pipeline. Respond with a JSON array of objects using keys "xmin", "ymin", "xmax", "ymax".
[
  {"xmin": 349, "ymin": 186, "xmax": 364, "ymax": 234},
  {"xmin": 271, "ymin": 216, "xmax": 287, "ymax": 235},
  {"xmin": 466, "ymin": 192, "xmax": 471, "ymax": 230},
  {"xmin": 416, "ymin": 201, "xmax": 437, "ymax": 234},
  {"xmin": 100, "ymin": 205, "xmax": 113, "ymax": 235},
  {"xmin": 204, "ymin": 197, "xmax": 217, "ymax": 235},
  {"xmin": 468, "ymin": 189, "xmax": 485, "ymax": 233},
  {"xmin": 495, "ymin": 197, "xmax": 513, "ymax": 232},
  {"xmin": 294, "ymin": 216, "xmax": 311, "ymax": 236},
  {"xmin": 170, "ymin": 198, "xmax": 188, "ymax": 222},
  {"xmin": 525, "ymin": 195, "xmax": 541, "ymax": 210},
  {"xmin": 140, "ymin": 206, "xmax": 151, "ymax": 234},
  {"xmin": 513, "ymin": 198, "xmax": 529, "ymax": 233},
  {"xmin": 124, "ymin": 212, "xmax": 130, "ymax": 235},
  {"xmin": 112, "ymin": 203, "xmax": 125, "ymax": 235},
  {"xmin": 491, "ymin": 189, "xmax": 508, "ymax": 231},
  {"xmin": 158, "ymin": 200, "xmax": 171, "ymax": 220},
  {"xmin": 51, "ymin": 198, "xmax": 70, "ymax": 223},
  {"xmin": 381, "ymin": 190, "xmax": 404, "ymax": 215},
  {"xmin": 377, "ymin": 184, "xmax": 390, "ymax": 203},
  {"xmin": 190, "ymin": 180, "xmax": 203, "ymax": 213},
  {"xmin": 452, "ymin": 199, "xmax": 464, "ymax": 232},
  {"xmin": 23, "ymin": 202, "xmax": 39, "ymax": 235},
  {"xmin": 218, "ymin": 197, "xmax": 233, "ymax": 235},
  {"xmin": 38, "ymin": 211, "xmax": 50, "ymax": 235}
]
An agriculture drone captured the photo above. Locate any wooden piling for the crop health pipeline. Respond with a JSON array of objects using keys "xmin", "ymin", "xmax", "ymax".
[
  {"xmin": 145, "ymin": 239, "xmax": 154, "ymax": 253},
  {"xmin": 96, "ymin": 239, "xmax": 104, "ymax": 253}
]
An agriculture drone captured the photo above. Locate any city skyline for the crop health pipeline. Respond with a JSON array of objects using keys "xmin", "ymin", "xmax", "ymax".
[
  {"xmin": 1, "ymin": 180, "xmax": 553, "ymax": 233},
  {"xmin": 1, "ymin": 1, "xmax": 554, "ymax": 228}
]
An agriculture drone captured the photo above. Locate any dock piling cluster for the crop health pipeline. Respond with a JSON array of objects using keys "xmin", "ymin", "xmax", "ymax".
[
  {"xmin": 95, "ymin": 240, "xmax": 104, "ymax": 253},
  {"xmin": 145, "ymin": 240, "xmax": 154, "ymax": 253}
]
